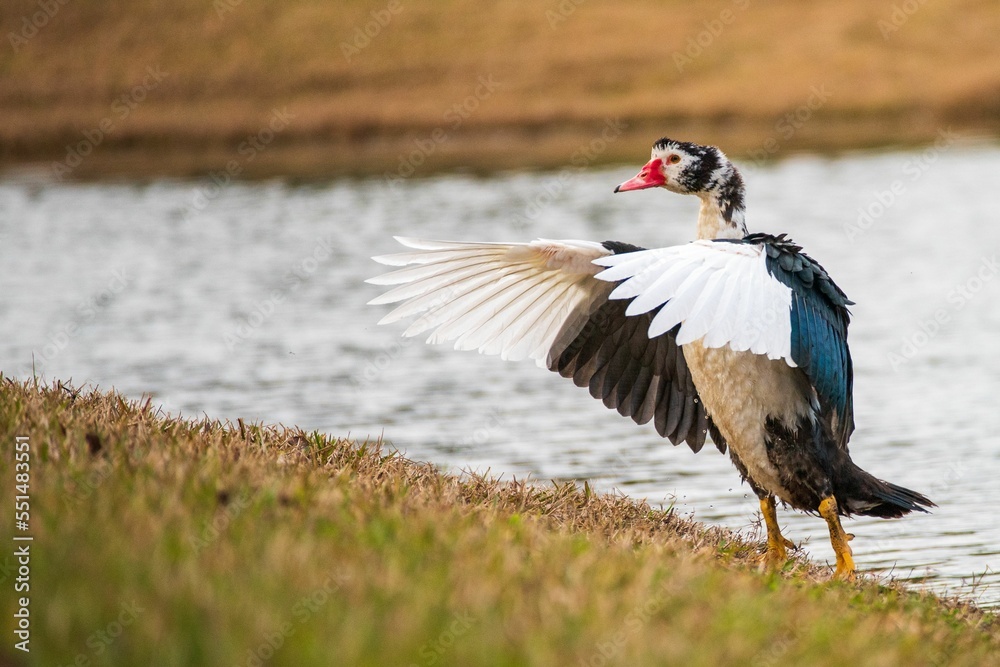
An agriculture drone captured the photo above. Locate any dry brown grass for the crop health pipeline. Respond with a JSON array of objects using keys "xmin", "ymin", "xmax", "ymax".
[{"xmin": 2, "ymin": 0, "xmax": 1000, "ymax": 178}]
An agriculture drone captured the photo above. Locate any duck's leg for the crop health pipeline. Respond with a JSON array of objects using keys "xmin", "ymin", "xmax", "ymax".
[
  {"xmin": 760, "ymin": 495, "xmax": 795, "ymax": 572},
  {"xmin": 818, "ymin": 496, "xmax": 855, "ymax": 580}
]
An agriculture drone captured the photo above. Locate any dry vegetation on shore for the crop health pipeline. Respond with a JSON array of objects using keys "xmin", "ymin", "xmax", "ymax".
[
  {"xmin": 2, "ymin": 0, "xmax": 1000, "ymax": 179},
  {"xmin": 1, "ymin": 378, "xmax": 998, "ymax": 666}
]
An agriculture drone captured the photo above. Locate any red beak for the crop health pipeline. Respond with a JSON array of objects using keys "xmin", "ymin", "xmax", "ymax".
[{"xmin": 614, "ymin": 158, "xmax": 666, "ymax": 193}]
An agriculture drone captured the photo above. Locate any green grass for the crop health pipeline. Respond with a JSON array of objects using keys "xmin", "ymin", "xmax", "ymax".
[{"xmin": 1, "ymin": 377, "xmax": 998, "ymax": 666}]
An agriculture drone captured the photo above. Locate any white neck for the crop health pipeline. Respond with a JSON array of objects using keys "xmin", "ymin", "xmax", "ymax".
[{"xmin": 696, "ymin": 193, "xmax": 746, "ymax": 240}]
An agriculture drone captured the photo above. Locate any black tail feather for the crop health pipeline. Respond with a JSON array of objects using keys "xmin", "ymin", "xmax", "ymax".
[{"xmin": 840, "ymin": 465, "xmax": 935, "ymax": 518}]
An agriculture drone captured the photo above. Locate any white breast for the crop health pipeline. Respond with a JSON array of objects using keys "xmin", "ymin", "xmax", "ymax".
[{"xmin": 682, "ymin": 340, "xmax": 814, "ymax": 502}]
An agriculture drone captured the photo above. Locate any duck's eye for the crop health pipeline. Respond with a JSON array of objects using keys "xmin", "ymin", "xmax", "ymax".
[{"xmin": 668, "ymin": 154, "xmax": 681, "ymax": 164}]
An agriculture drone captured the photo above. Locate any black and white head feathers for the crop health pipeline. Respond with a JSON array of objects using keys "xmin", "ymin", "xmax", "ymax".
[{"xmin": 651, "ymin": 137, "xmax": 746, "ymax": 229}]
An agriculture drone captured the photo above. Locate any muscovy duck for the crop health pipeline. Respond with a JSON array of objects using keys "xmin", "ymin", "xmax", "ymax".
[{"xmin": 367, "ymin": 137, "xmax": 933, "ymax": 578}]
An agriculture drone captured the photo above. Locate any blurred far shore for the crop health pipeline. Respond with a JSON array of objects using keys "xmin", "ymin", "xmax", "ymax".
[{"xmin": 3, "ymin": 0, "xmax": 1000, "ymax": 181}]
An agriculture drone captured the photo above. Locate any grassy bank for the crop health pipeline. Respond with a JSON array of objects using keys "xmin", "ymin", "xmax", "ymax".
[
  {"xmin": 2, "ymin": 0, "xmax": 1000, "ymax": 180},
  {"xmin": 0, "ymin": 377, "xmax": 998, "ymax": 666}
]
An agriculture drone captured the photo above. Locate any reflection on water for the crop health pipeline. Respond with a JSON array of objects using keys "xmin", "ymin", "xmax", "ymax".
[{"xmin": 2, "ymin": 145, "xmax": 999, "ymax": 605}]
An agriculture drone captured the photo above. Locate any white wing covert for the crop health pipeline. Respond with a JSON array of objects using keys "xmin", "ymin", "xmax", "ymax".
[{"xmin": 594, "ymin": 240, "xmax": 797, "ymax": 365}]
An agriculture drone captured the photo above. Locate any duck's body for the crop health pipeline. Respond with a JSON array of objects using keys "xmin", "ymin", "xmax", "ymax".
[
  {"xmin": 368, "ymin": 137, "xmax": 933, "ymax": 577},
  {"xmin": 684, "ymin": 340, "xmax": 808, "ymax": 502}
]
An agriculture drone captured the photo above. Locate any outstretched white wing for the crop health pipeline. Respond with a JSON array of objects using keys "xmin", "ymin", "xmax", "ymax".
[
  {"xmin": 594, "ymin": 240, "xmax": 796, "ymax": 364},
  {"xmin": 367, "ymin": 235, "xmax": 803, "ymax": 451},
  {"xmin": 367, "ymin": 237, "xmax": 614, "ymax": 367}
]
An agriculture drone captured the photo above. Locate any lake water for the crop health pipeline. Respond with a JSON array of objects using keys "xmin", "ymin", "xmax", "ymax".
[{"xmin": 2, "ymin": 144, "xmax": 999, "ymax": 605}]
